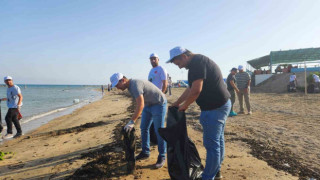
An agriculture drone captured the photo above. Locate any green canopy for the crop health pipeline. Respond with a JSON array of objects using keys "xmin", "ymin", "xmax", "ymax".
[
  {"xmin": 247, "ymin": 55, "xmax": 270, "ymax": 69},
  {"xmin": 247, "ymin": 47, "xmax": 320, "ymax": 69},
  {"xmin": 271, "ymin": 47, "xmax": 320, "ymax": 64}
]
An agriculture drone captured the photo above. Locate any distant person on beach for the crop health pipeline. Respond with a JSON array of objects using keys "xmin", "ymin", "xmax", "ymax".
[
  {"xmin": 167, "ymin": 46, "xmax": 231, "ymax": 180},
  {"xmin": 1, "ymin": 76, "xmax": 23, "ymax": 139},
  {"xmin": 227, "ymin": 67, "xmax": 240, "ymax": 117},
  {"xmin": 148, "ymin": 53, "xmax": 168, "ymax": 93},
  {"xmin": 101, "ymin": 85, "xmax": 104, "ymax": 96},
  {"xmin": 313, "ymin": 74, "xmax": 320, "ymax": 89},
  {"xmin": 110, "ymin": 73, "xmax": 167, "ymax": 169},
  {"xmin": 107, "ymin": 84, "xmax": 111, "ymax": 92},
  {"xmin": 235, "ymin": 65, "xmax": 252, "ymax": 115},
  {"xmin": 168, "ymin": 76, "xmax": 172, "ymax": 96}
]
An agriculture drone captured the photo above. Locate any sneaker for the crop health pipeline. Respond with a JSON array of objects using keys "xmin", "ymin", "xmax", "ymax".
[
  {"xmin": 13, "ymin": 133, "xmax": 23, "ymax": 138},
  {"xmin": 237, "ymin": 111, "xmax": 245, "ymax": 114},
  {"xmin": 3, "ymin": 133, "xmax": 14, "ymax": 139},
  {"xmin": 247, "ymin": 111, "xmax": 252, "ymax": 115},
  {"xmin": 214, "ymin": 170, "xmax": 222, "ymax": 180},
  {"xmin": 135, "ymin": 152, "xmax": 150, "ymax": 160},
  {"xmin": 228, "ymin": 111, "xmax": 238, "ymax": 117},
  {"xmin": 155, "ymin": 156, "xmax": 166, "ymax": 169}
]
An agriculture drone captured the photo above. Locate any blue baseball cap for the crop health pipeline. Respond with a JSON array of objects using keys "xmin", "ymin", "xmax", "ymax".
[{"xmin": 166, "ymin": 46, "xmax": 187, "ymax": 63}]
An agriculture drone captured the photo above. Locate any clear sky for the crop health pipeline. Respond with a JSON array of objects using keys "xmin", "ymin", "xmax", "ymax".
[{"xmin": 1, "ymin": 0, "xmax": 320, "ymax": 85}]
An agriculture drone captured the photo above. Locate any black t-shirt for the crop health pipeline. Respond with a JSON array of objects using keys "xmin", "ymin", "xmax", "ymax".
[
  {"xmin": 227, "ymin": 73, "xmax": 236, "ymax": 91},
  {"xmin": 187, "ymin": 54, "xmax": 230, "ymax": 111}
]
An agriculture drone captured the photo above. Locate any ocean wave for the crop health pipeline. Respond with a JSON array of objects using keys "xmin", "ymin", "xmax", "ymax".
[{"xmin": 21, "ymin": 107, "xmax": 68, "ymax": 124}]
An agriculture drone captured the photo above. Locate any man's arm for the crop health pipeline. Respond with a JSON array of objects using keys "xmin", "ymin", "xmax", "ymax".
[
  {"xmin": 179, "ymin": 79, "xmax": 203, "ymax": 111},
  {"xmin": 172, "ymin": 87, "xmax": 190, "ymax": 107},
  {"xmin": 131, "ymin": 95, "xmax": 144, "ymax": 122},
  {"xmin": 161, "ymin": 80, "xmax": 168, "ymax": 93},
  {"xmin": 230, "ymin": 80, "xmax": 239, "ymax": 93},
  {"xmin": 17, "ymin": 93, "xmax": 23, "ymax": 108}
]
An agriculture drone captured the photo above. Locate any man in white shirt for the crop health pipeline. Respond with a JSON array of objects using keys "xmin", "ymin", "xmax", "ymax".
[
  {"xmin": 289, "ymin": 73, "xmax": 297, "ymax": 91},
  {"xmin": 148, "ymin": 53, "xmax": 168, "ymax": 93},
  {"xmin": 313, "ymin": 74, "xmax": 320, "ymax": 89},
  {"xmin": 1, "ymin": 76, "xmax": 23, "ymax": 139}
]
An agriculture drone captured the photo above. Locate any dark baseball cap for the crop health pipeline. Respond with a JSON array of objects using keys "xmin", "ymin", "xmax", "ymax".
[{"xmin": 231, "ymin": 67, "xmax": 237, "ymax": 71}]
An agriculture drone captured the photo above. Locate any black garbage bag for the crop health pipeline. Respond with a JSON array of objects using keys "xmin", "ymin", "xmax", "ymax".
[
  {"xmin": 121, "ymin": 127, "xmax": 136, "ymax": 174},
  {"xmin": 150, "ymin": 122, "xmax": 158, "ymax": 144},
  {"xmin": 158, "ymin": 107, "xmax": 203, "ymax": 180}
]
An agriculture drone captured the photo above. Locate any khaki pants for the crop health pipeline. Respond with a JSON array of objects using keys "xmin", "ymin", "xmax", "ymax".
[
  {"xmin": 228, "ymin": 90, "xmax": 235, "ymax": 112},
  {"xmin": 237, "ymin": 88, "xmax": 251, "ymax": 113}
]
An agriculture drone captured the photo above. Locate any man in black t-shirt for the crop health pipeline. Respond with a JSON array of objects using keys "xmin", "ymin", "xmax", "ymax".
[
  {"xmin": 167, "ymin": 46, "xmax": 231, "ymax": 180},
  {"xmin": 227, "ymin": 68, "xmax": 240, "ymax": 117}
]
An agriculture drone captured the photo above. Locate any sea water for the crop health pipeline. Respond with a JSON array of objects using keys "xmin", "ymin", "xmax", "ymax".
[{"xmin": 0, "ymin": 85, "xmax": 101, "ymax": 134}]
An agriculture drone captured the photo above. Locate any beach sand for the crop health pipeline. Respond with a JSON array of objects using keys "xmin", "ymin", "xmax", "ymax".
[{"xmin": 0, "ymin": 88, "xmax": 318, "ymax": 179}]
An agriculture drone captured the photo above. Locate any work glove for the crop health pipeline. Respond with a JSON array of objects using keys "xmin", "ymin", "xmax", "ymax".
[{"xmin": 124, "ymin": 120, "xmax": 135, "ymax": 133}]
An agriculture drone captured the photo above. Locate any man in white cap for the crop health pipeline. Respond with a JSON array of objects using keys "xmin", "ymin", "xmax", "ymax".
[
  {"xmin": 110, "ymin": 73, "xmax": 167, "ymax": 169},
  {"xmin": 148, "ymin": 53, "xmax": 168, "ymax": 93},
  {"xmin": 167, "ymin": 46, "xmax": 231, "ymax": 180},
  {"xmin": 235, "ymin": 65, "xmax": 252, "ymax": 115},
  {"xmin": 1, "ymin": 76, "xmax": 23, "ymax": 139}
]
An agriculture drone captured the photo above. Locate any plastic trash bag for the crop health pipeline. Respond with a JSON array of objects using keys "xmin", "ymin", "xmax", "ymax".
[
  {"xmin": 121, "ymin": 127, "xmax": 136, "ymax": 174},
  {"xmin": 158, "ymin": 107, "xmax": 203, "ymax": 180}
]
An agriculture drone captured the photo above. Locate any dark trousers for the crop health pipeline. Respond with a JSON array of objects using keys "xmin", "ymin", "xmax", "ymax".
[
  {"xmin": 5, "ymin": 108, "xmax": 22, "ymax": 134},
  {"xmin": 228, "ymin": 90, "xmax": 235, "ymax": 112}
]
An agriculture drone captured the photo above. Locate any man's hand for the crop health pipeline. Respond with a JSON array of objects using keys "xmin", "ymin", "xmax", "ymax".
[
  {"xmin": 171, "ymin": 101, "xmax": 179, "ymax": 108},
  {"xmin": 178, "ymin": 103, "xmax": 188, "ymax": 112},
  {"xmin": 235, "ymin": 89, "xmax": 240, "ymax": 93},
  {"xmin": 124, "ymin": 120, "xmax": 135, "ymax": 132}
]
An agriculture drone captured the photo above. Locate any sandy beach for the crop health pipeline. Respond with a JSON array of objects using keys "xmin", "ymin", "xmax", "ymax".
[{"xmin": 0, "ymin": 88, "xmax": 318, "ymax": 179}]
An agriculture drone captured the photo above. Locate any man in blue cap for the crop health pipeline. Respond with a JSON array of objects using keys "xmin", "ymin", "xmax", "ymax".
[
  {"xmin": 110, "ymin": 73, "xmax": 167, "ymax": 169},
  {"xmin": 167, "ymin": 46, "xmax": 231, "ymax": 180}
]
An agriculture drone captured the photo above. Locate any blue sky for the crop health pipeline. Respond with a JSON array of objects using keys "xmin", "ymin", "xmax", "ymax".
[{"xmin": 1, "ymin": 0, "xmax": 320, "ymax": 85}]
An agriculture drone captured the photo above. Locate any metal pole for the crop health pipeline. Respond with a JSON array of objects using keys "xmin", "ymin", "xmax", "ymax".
[{"xmin": 305, "ymin": 61, "xmax": 307, "ymax": 95}]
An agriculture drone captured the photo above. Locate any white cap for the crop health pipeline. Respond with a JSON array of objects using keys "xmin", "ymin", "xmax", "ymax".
[
  {"xmin": 166, "ymin": 46, "xmax": 187, "ymax": 63},
  {"xmin": 110, "ymin": 73, "xmax": 124, "ymax": 88},
  {"xmin": 4, "ymin": 76, "xmax": 12, "ymax": 81},
  {"xmin": 238, "ymin": 65, "xmax": 244, "ymax": 70},
  {"xmin": 149, "ymin": 53, "xmax": 159, "ymax": 58}
]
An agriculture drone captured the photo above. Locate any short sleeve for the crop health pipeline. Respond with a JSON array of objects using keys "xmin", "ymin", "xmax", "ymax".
[
  {"xmin": 190, "ymin": 61, "xmax": 206, "ymax": 81},
  {"xmin": 130, "ymin": 81, "xmax": 144, "ymax": 99},
  {"xmin": 159, "ymin": 67, "xmax": 167, "ymax": 81}
]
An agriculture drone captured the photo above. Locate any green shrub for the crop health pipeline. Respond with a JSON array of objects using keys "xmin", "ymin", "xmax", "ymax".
[{"xmin": 307, "ymin": 72, "xmax": 320, "ymax": 85}]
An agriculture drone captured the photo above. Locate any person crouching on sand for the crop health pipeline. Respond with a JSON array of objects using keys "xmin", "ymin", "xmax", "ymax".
[
  {"xmin": 1, "ymin": 76, "xmax": 23, "ymax": 139},
  {"xmin": 167, "ymin": 47, "xmax": 231, "ymax": 180},
  {"xmin": 110, "ymin": 73, "xmax": 167, "ymax": 168}
]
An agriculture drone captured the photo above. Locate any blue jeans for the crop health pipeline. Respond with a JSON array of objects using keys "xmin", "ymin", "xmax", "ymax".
[
  {"xmin": 200, "ymin": 100, "xmax": 231, "ymax": 180},
  {"xmin": 140, "ymin": 101, "xmax": 167, "ymax": 158}
]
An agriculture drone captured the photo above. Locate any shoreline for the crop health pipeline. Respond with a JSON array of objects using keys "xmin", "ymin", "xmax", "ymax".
[{"xmin": 1, "ymin": 89, "xmax": 317, "ymax": 179}]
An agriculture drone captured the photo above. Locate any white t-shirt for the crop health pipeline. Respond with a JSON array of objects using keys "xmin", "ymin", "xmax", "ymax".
[
  {"xmin": 7, "ymin": 85, "xmax": 23, "ymax": 108},
  {"xmin": 148, "ymin": 66, "xmax": 167, "ymax": 90},
  {"xmin": 313, "ymin": 74, "xmax": 320, "ymax": 82},
  {"xmin": 289, "ymin": 75, "xmax": 296, "ymax": 82}
]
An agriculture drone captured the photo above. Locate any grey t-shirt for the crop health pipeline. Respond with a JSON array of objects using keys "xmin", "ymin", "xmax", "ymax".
[
  {"xmin": 128, "ymin": 79, "xmax": 166, "ymax": 106},
  {"xmin": 7, "ymin": 85, "xmax": 23, "ymax": 108}
]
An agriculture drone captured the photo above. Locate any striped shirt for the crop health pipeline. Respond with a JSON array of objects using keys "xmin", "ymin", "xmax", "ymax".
[{"xmin": 235, "ymin": 72, "xmax": 251, "ymax": 89}]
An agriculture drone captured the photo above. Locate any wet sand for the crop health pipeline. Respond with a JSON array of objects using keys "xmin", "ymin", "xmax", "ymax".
[{"xmin": 1, "ymin": 88, "xmax": 318, "ymax": 179}]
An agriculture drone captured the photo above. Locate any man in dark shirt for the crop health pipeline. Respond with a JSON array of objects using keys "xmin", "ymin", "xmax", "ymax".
[
  {"xmin": 167, "ymin": 46, "xmax": 231, "ymax": 180},
  {"xmin": 227, "ymin": 68, "xmax": 240, "ymax": 117}
]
